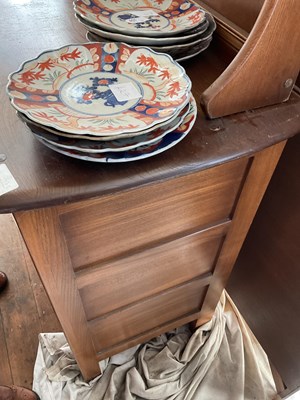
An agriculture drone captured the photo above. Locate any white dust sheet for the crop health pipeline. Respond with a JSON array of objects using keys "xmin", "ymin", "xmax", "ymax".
[{"xmin": 33, "ymin": 292, "xmax": 280, "ymax": 400}]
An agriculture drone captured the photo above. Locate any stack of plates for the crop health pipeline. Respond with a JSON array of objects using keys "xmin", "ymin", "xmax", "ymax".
[
  {"xmin": 7, "ymin": 42, "xmax": 197, "ymax": 163},
  {"xmin": 74, "ymin": 0, "xmax": 216, "ymax": 62}
]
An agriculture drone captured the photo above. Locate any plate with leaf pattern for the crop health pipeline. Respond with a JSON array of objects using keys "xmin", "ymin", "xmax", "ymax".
[
  {"xmin": 7, "ymin": 42, "xmax": 191, "ymax": 137},
  {"xmin": 74, "ymin": 0, "xmax": 205, "ymax": 37},
  {"xmin": 76, "ymin": 12, "xmax": 211, "ymax": 46},
  {"xmin": 35, "ymin": 94, "xmax": 197, "ymax": 162},
  {"xmin": 26, "ymin": 100, "xmax": 191, "ymax": 153}
]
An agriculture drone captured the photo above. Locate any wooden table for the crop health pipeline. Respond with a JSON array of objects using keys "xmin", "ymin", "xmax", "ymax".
[{"xmin": 1, "ymin": 0, "xmax": 299, "ymax": 381}]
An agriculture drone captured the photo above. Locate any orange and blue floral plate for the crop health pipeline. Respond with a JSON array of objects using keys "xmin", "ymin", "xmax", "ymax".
[
  {"xmin": 77, "ymin": 13, "xmax": 209, "ymax": 46},
  {"xmin": 74, "ymin": 0, "xmax": 205, "ymax": 37},
  {"xmin": 25, "ymin": 100, "xmax": 191, "ymax": 153},
  {"xmin": 7, "ymin": 42, "xmax": 191, "ymax": 137},
  {"xmin": 34, "ymin": 94, "xmax": 197, "ymax": 162}
]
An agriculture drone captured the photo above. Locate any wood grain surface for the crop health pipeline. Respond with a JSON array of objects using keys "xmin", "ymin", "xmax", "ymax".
[
  {"xmin": 199, "ymin": 0, "xmax": 264, "ymax": 32},
  {"xmin": 0, "ymin": 0, "xmax": 299, "ymax": 213},
  {"xmin": 201, "ymin": 0, "xmax": 300, "ymax": 117},
  {"xmin": 89, "ymin": 279, "xmax": 208, "ymax": 352},
  {"xmin": 14, "ymin": 142, "xmax": 285, "ymax": 380},
  {"xmin": 196, "ymin": 141, "xmax": 286, "ymax": 326},
  {"xmin": 59, "ymin": 158, "xmax": 247, "ymax": 269},
  {"xmin": 228, "ymin": 133, "xmax": 300, "ymax": 396},
  {"xmin": 0, "ymin": 214, "xmax": 61, "ymax": 388},
  {"xmin": 1, "ymin": 0, "xmax": 299, "ymax": 387},
  {"xmin": 77, "ymin": 222, "xmax": 229, "ymax": 320},
  {"xmin": 15, "ymin": 208, "xmax": 101, "ymax": 380}
]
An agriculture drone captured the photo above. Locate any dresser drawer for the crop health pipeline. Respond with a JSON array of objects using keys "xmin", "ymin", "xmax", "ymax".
[
  {"xmin": 59, "ymin": 158, "xmax": 248, "ymax": 270},
  {"xmin": 77, "ymin": 222, "xmax": 229, "ymax": 321},
  {"xmin": 89, "ymin": 278, "xmax": 208, "ymax": 353}
]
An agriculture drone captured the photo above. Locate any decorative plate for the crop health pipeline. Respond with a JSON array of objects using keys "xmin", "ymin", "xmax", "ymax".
[
  {"xmin": 27, "ymin": 100, "xmax": 191, "ymax": 153},
  {"xmin": 76, "ymin": 13, "xmax": 210, "ymax": 46},
  {"xmin": 18, "ymin": 97, "xmax": 188, "ymax": 141},
  {"xmin": 35, "ymin": 95, "xmax": 197, "ymax": 162},
  {"xmin": 173, "ymin": 38, "xmax": 212, "ymax": 62},
  {"xmin": 87, "ymin": 32, "xmax": 212, "ymax": 60},
  {"xmin": 74, "ymin": 0, "xmax": 206, "ymax": 37},
  {"xmin": 7, "ymin": 42, "xmax": 191, "ymax": 137}
]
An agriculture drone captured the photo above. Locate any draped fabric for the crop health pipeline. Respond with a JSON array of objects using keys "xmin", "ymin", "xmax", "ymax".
[{"xmin": 33, "ymin": 292, "xmax": 279, "ymax": 400}]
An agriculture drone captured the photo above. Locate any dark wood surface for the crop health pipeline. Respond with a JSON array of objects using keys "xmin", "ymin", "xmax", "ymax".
[
  {"xmin": 227, "ymin": 133, "xmax": 300, "ymax": 396},
  {"xmin": 0, "ymin": 0, "xmax": 300, "ymax": 213}
]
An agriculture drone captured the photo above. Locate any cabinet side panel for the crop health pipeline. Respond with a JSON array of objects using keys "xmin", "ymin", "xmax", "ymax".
[
  {"xmin": 59, "ymin": 158, "xmax": 248, "ymax": 270},
  {"xmin": 196, "ymin": 141, "xmax": 286, "ymax": 326}
]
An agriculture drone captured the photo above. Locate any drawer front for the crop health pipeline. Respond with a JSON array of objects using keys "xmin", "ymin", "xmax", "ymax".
[
  {"xmin": 77, "ymin": 222, "xmax": 229, "ymax": 320},
  {"xmin": 89, "ymin": 279, "xmax": 208, "ymax": 352},
  {"xmin": 59, "ymin": 158, "xmax": 248, "ymax": 270}
]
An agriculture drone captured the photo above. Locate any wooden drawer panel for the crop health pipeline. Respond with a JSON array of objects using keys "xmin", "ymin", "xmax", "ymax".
[
  {"xmin": 89, "ymin": 279, "xmax": 208, "ymax": 352},
  {"xmin": 59, "ymin": 158, "xmax": 248, "ymax": 270},
  {"xmin": 77, "ymin": 222, "xmax": 229, "ymax": 320}
]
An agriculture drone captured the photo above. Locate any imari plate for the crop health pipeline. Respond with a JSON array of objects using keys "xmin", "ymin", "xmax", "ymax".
[
  {"xmin": 7, "ymin": 42, "xmax": 191, "ymax": 136},
  {"xmin": 35, "ymin": 94, "xmax": 197, "ymax": 162},
  {"xmin": 175, "ymin": 40, "xmax": 211, "ymax": 62},
  {"xmin": 26, "ymin": 101, "xmax": 190, "ymax": 153},
  {"xmin": 74, "ymin": 0, "xmax": 205, "ymax": 37},
  {"xmin": 87, "ymin": 31, "xmax": 212, "ymax": 61},
  {"xmin": 76, "ymin": 12, "xmax": 209, "ymax": 46}
]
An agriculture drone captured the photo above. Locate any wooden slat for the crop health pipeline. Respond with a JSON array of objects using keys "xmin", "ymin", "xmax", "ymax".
[
  {"xmin": 77, "ymin": 222, "xmax": 229, "ymax": 320},
  {"xmin": 89, "ymin": 279, "xmax": 209, "ymax": 352},
  {"xmin": 95, "ymin": 310, "xmax": 202, "ymax": 361},
  {"xmin": 10, "ymin": 214, "xmax": 61, "ymax": 333},
  {"xmin": 24, "ymin": 253, "xmax": 61, "ymax": 333},
  {"xmin": 196, "ymin": 141, "xmax": 286, "ymax": 326},
  {"xmin": 0, "ymin": 312, "xmax": 12, "ymax": 386},
  {"xmin": 228, "ymin": 133, "xmax": 300, "ymax": 396},
  {"xmin": 59, "ymin": 158, "xmax": 248, "ymax": 270},
  {"xmin": 14, "ymin": 208, "xmax": 101, "ymax": 381}
]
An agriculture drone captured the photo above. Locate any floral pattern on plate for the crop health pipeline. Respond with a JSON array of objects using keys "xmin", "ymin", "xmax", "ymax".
[
  {"xmin": 27, "ymin": 101, "xmax": 191, "ymax": 153},
  {"xmin": 35, "ymin": 95, "xmax": 197, "ymax": 162},
  {"xmin": 18, "ymin": 96, "xmax": 189, "ymax": 141},
  {"xmin": 7, "ymin": 42, "xmax": 191, "ymax": 136},
  {"xmin": 74, "ymin": 0, "xmax": 205, "ymax": 37},
  {"xmin": 87, "ymin": 32, "xmax": 212, "ymax": 60},
  {"xmin": 77, "ymin": 13, "xmax": 210, "ymax": 46}
]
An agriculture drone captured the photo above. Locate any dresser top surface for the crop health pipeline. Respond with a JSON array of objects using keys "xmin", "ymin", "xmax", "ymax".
[{"xmin": 0, "ymin": 0, "xmax": 299, "ymax": 213}]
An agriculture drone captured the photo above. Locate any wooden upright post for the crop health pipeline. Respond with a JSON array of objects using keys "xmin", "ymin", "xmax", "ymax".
[{"xmin": 201, "ymin": 0, "xmax": 300, "ymax": 118}]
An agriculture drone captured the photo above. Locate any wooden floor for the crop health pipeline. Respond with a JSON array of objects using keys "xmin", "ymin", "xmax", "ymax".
[{"xmin": 0, "ymin": 214, "xmax": 61, "ymax": 388}]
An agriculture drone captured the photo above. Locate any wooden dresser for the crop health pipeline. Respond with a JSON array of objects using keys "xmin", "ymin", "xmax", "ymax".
[{"xmin": 0, "ymin": 0, "xmax": 299, "ymax": 381}]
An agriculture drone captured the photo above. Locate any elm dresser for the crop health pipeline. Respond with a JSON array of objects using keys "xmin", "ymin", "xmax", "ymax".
[{"xmin": 0, "ymin": 0, "xmax": 299, "ymax": 380}]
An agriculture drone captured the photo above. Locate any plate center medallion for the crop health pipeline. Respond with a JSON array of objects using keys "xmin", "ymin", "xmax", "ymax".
[
  {"xmin": 110, "ymin": 9, "xmax": 170, "ymax": 31},
  {"xmin": 59, "ymin": 72, "xmax": 143, "ymax": 116}
]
